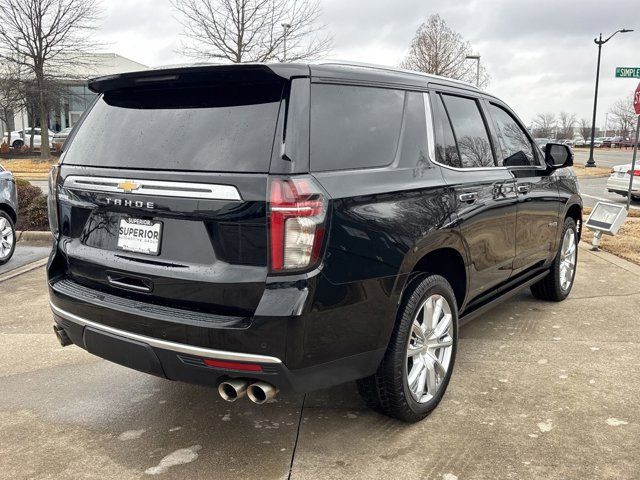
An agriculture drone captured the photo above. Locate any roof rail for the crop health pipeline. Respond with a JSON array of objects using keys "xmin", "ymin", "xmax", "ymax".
[{"xmin": 313, "ymin": 59, "xmax": 479, "ymax": 89}]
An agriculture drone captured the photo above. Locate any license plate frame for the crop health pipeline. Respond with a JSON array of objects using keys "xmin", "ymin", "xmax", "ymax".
[{"xmin": 116, "ymin": 217, "xmax": 163, "ymax": 256}]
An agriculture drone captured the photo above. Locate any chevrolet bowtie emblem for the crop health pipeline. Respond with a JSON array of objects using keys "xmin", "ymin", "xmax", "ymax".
[{"xmin": 118, "ymin": 180, "xmax": 141, "ymax": 193}]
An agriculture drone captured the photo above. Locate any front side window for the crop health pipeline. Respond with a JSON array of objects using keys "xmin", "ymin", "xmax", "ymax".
[
  {"xmin": 310, "ymin": 84, "xmax": 405, "ymax": 172},
  {"xmin": 489, "ymin": 104, "xmax": 536, "ymax": 167},
  {"xmin": 442, "ymin": 94, "xmax": 495, "ymax": 168}
]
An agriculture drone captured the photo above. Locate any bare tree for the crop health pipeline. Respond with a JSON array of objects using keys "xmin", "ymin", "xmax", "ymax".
[
  {"xmin": 0, "ymin": 0, "xmax": 101, "ymax": 160},
  {"xmin": 532, "ymin": 113, "xmax": 556, "ymax": 138},
  {"xmin": 401, "ymin": 14, "xmax": 489, "ymax": 88},
  {"xmin": 0, "ymin": 62, "xmax": 23, "ymax": 146},
  {"xmin": 173, "ymin": 0, "xmax": 332, "ymax": 63},
  {"xmin": 557, "ymin": 112, "xmax": 576, "ymax": 140},
  {"xmin": 609, "ymin": 95, "xmax": 636, "ymax": 138},
  {"xmin": 578, "ymin": 118, "xmax": 591, "ymax": 141}
]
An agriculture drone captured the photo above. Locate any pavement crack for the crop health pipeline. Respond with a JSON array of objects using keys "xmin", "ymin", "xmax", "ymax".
[
  {"xmin": 287, "ymin": 393, "xmax": 306, "ymax": 480},
  {"xmin": 568, "ymin": 291, "xmax": 640, "ymax": 300}
]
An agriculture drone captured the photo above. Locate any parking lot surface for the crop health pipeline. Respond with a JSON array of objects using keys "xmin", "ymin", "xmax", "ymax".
[
  {"xmin": 0, "ymin": 244, "xmax": 50, "ymax": 276},
  {"xmin": 1, "ymin": 246, "xmax": 639, "ymax": 480}
]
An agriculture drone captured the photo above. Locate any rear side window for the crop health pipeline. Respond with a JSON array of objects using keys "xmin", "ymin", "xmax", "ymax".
[
  {"xmin": 441, "ymin": 94, "xmax": 495, "ymax": 168},
  {"xmin": 310, "ymin": 84, "xmax": 405, "ymax": 171},
  {"xmin": 63, "ymin": 82, "xmax": 283, "ymax": 172},
  {"xmin": 432, "ymin": 95, "xmax": 461, "ymax": 168},
  {"xmin": 488, "ymin": 104, "xmax": 537, "ymax": 167}
]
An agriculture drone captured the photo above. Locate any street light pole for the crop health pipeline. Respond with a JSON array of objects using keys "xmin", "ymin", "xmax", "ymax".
[
  {"xmin": 465, "ymin": 55, "xmax": 481, "ymax": 87},
  {"xmin": 281, "ymin": 23, "xmax": 291, "ymax": 61},
  {"xmin": 586, "ymin": 28, "xmax": 633, "ymax": 167}
]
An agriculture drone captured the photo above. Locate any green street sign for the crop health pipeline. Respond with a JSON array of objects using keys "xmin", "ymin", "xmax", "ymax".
[{"xmin": 616, "ymin": 67, "xmax": 640, "ymax": 78}]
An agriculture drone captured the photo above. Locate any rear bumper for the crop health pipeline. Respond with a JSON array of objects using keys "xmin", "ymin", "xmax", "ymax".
[
  {"xmin": 49, "ymin": 284, "xmax": 387, "ymax": 394},
  {"xmin": 607, "ymin": 177, "xmax": 639, "ymax": 195}
]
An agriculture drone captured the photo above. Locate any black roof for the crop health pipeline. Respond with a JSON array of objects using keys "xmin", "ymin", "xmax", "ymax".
[{"xmin": 88, "ymin": 61, "xmax": 480, "ymax": 94}]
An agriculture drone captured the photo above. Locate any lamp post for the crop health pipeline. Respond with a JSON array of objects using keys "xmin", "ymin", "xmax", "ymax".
[
  {"xmin": 281, "ymin": 23, "xmax": 291, "ymax": 61},
  {"xmin": 465, "ymin": 55, "xmax": 481, "ymax": 87},
  {"xmin": 585, "ymin": 28, "xmax": 633, "ymax": 167}
]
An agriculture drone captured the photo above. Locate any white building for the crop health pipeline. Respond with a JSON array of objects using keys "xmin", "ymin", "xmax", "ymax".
[{"xmin": 5, "ymin": 53, "xmax": 147, "ymax": 136}]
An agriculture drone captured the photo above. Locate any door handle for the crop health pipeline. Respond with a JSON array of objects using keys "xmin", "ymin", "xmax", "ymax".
[
  {"xmin": 458, "ymin": 192, "xmax": 478, "ymax": 203},
  {"xmin": 517, "ymin": 184, "xmax": 532, "ymax": 194},
  {"xmin": 107, "ymin": 272, "xmax": 153, "ymax": 293}
]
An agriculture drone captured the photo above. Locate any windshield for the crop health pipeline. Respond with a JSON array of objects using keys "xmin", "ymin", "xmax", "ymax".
[{"xmin": 63, "ymin": 82, "xmax": 283, "ymax": 172}]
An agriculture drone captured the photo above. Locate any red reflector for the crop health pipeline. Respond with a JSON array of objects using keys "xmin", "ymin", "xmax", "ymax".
[{"xmin": 203, "ymin": 359, "xmax": 263, "ymax": 372}]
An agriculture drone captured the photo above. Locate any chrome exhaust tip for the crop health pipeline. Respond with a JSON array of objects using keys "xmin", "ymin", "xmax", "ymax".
[
  {"xmin": 247, "ymin": 381, "xmax": 278, "ymax": 404},
  {"xmin": 218, "ymin": 379, "xmax": 249, "ymax": 402},
  {"xmin": 53, "ymin": 325, "xmax": 72, "ymax": 347}
]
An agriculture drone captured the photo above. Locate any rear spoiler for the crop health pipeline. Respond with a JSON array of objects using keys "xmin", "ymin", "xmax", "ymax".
[{"xmin": 88, "ymin": 63, "xmax": 310, "ymax": 93}]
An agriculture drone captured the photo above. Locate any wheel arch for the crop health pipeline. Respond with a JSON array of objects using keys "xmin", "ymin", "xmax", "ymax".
[
  {"xmin": 0, "ymin": 202, "xmax": 17, "ymax": 224},
  {"xmin": 563, "ymin": 200, "xmax": 582, "ymax": 240},
  {"xmin": 395, "ymin": 230, "xmax": 469, "ymax": 314}
]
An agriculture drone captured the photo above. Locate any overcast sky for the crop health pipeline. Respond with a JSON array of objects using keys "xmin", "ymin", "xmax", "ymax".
[{"xmin": 96, "ymin": 0, "xmax": 639, "ymax": 127}]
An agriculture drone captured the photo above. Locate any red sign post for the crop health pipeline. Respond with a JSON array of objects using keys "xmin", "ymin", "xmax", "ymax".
[{"xmin": 627, "ymin": 82, "xmax": 640, "ymax": 209}]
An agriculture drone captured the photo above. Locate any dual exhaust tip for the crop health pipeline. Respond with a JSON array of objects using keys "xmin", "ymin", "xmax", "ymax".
[{"xmin": 218, "ymin": 379, "xmax": 278, "ymax": 404}]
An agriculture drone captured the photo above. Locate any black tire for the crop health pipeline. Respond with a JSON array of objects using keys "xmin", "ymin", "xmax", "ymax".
[
  {"xmin": 530, "ymin": 217, "xmax": 577, "ymax": 301},
  {"xmin": 0, "ymin": 210, "xmax": 16, "ymax": 265},
  {"xmin": 357, "ymin": 274, "xmax": 458, "ymax": 422},
  {"xmin": 11, "ymin": 139, "xmax": 23, "ymax": 148}
]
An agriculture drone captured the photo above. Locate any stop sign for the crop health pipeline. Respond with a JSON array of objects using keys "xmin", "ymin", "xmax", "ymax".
[{"xmin": 635, "ymin": 82, "xmax": 640, "ymax": 115}]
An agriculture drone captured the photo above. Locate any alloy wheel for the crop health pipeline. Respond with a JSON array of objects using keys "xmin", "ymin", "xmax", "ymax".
[
  {"xmin": 406, "ymin": 294, "xmax": 454, "ymax": 403},
  {"xmin": 559, "ymin": 228, "xmax": 576, "ymax": 292},
  {"xmin": 0, "ymin": 217, "xmax": 14, "ymax": 261}
]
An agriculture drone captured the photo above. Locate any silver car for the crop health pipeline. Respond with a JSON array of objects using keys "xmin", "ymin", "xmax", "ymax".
[
  {"xmin": 607, "ymin": 164, "xmax": 640, "ymax": 201},
  {"xmin": 0, "ymin": 164, "xmax": 18, "ymax": 264}
]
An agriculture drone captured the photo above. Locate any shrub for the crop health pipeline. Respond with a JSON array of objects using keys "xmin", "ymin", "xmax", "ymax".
[
  {"xmin": 0, "ymin": 142, "xmax": 9, "ymax": 154},
  {"xmin": 25, "ymin": 194, "xmax": 49, "ymax": 231},
  {"xmin": 15, "ymin": 180, "xmax": 42, "ymax": 230},
  {"xmin": 19, "ymin": 145, "xmax": 30, "ymax": 154}
]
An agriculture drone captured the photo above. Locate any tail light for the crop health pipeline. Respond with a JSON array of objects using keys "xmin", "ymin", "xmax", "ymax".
[
  {"xmin": 47, "ymin": 165, "xmax": 60, "ymax": 237},
  {"xmin": 627, "ymin": 169, "xmax": 640, "ymax": 176},
  {"xmin": 269, "ymin": 177, "xmax": 327, "ymax": 272}
]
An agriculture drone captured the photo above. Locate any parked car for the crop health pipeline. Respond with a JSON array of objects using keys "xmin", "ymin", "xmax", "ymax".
[
  {"xmin": 534, "ymin": 137, "xmax": 551, "ymax": 150},
  {"xmin": 52, "ymin": 127, "xmax": 73, "ymax": 147},
  {"xmin": 573, "ymin": 137, "xmax": 586, "ymax": 147},
  {"xmin": 2, "ymin": 128, "xmax": 55, "ymax": 149},
  {"xmin": 609, "ymin": 136, "xmax": 627, "ymax": 148},
  {"xmin": 46, "ymin": 62, "xmax": 582, "ymax": 422},
  {"xmin": 607, "ymin": 164, "xmax": 640, "ymax": 201},
  {"xmin": 586, "ymin": 137, "xmax": 604, "ymax": 148},
  {"xmin": 0, "ymin": 164, "xmax": 17, "ymax": 265}
]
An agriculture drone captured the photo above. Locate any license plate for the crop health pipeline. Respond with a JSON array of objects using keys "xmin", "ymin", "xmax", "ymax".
[
  {"xmin": 117, "ymin": 218, "xmax": 162, "ymax": 255},
  {"xmin": 617, "ymin": 172, "xmax": 626, "ymax": 178}
]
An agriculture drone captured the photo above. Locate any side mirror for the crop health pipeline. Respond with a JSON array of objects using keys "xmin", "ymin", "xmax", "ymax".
[{"xmin": 544, "ymin": 143, "xmax": 573, "ymax": 169}]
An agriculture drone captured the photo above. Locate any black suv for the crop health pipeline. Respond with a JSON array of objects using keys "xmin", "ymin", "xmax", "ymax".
[{"xmin": 47, "ymin": 63, "xmax": 581, "ymax": 422}]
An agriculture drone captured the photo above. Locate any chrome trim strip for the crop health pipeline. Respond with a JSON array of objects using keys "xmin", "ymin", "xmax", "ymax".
[
  {"xmin": 424, "ymin": 92, "xmax": 436, "ymax": 163},
  {"xmin": 50, "ymin": 302, "xmax": 282, "ymax": 364},
  {"xmin": 63, "ymin": 176, "xmax": 242, "ymax": 201}
]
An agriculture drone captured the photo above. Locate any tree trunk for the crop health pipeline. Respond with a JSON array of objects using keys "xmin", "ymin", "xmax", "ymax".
[{"xmin": 37, "ymin": 82, "xmax": 51, "ymax": 161}]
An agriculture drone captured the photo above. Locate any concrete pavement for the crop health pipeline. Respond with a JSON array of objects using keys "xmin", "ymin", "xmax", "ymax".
[
  {"xmin": 573, "ymin": 148, "xmax": 636, "ymax": 169},
  {"xmin": 0, "ymin": 243, "xmax": 50, "ymax": 276},
  {"xmin": 578, "ymin": 176, "xmax": 640, "ymax": 210},
  {"xmin": 0, "ymin": 246, "xmax": 639, "ymax": 480}
]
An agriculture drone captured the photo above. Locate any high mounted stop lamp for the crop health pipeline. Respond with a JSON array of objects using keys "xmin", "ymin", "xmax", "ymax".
[{"xmin": 584, "ymin": 201, "xmax": 628, "ymax": 250}]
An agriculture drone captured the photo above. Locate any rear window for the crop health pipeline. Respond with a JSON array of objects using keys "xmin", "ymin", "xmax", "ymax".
[
  {"xmin": 310, "ymin": 84, "xmax": 405, "ymax": 172},
  {"xmin": 63, "ymin": 82, "xmax": 283, "ymax": 172}
]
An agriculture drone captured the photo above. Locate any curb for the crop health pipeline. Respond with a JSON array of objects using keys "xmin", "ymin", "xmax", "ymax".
[
  {"xmin": 578, "ymin": 242, "xmax": 640, "ymax": 276},
  {"xmin": 16, "ymin": 230, "xmax": 53, "ymax": 243},
  {"xmin": 0, "ymin": 257, "xmax": 48, "ymax": 283}
]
